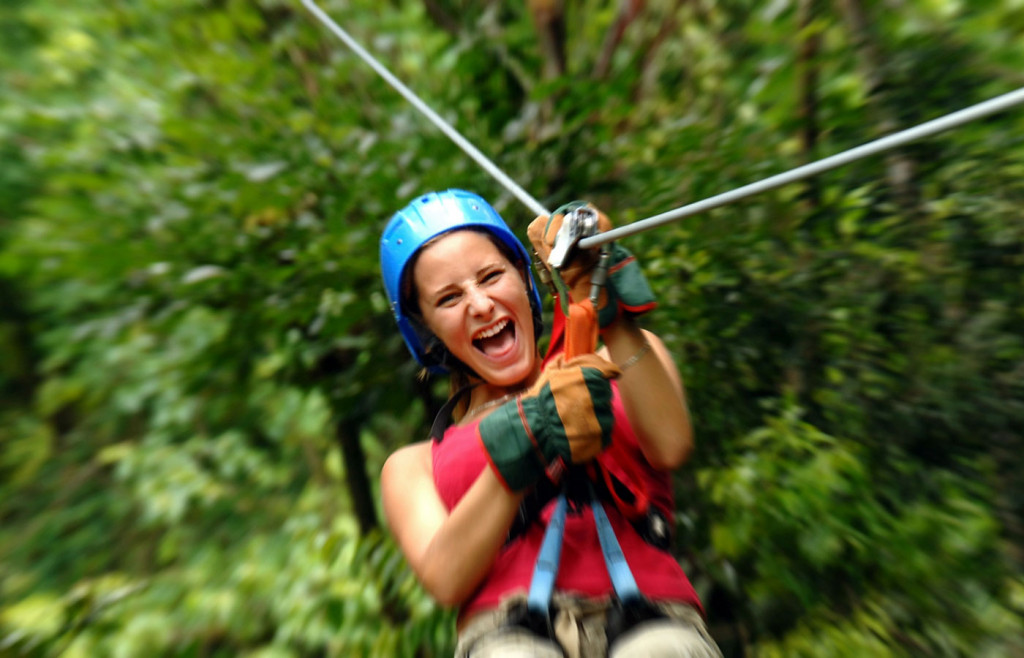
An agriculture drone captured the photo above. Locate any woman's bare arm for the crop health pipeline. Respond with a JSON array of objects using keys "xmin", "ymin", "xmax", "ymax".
[
  {"xmin": 599, "ymin": 317, "xmax": 693, "ymax": 469},
  {"xmin": 381, "ymin": 441, "xmax": 523, "ymax": 606}
]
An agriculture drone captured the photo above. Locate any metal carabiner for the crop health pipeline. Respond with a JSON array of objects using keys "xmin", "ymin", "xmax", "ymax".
[{"xmin": 547, "ymin": 206, "xmax": 600, "ymax": 269}]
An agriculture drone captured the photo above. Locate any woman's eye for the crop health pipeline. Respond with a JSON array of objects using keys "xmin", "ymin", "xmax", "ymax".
[
  {"xmin": 482, "ymin": 269, "xmax": 503, "ymax": 283},
  {"xmin": 437, "ymin": 293, "xmax": 458, "ymax": 307}
]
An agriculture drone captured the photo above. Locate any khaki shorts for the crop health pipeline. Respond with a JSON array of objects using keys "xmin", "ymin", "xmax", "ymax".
[{"xmin": 455, "ymin": 593, "xmax": 723, "ymax": 658}]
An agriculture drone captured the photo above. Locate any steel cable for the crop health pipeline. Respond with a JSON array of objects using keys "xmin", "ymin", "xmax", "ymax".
[
  {"xmin": 300, "ymin": 2, "xmax": 1024, "ymax": 246},
  {"xmin": 580, "ymin": 86, "xmax": 1024, "ymax": 248},
  {"xmin": 300, "ymin": 0, "xmax": 550, "ymax": 217}
]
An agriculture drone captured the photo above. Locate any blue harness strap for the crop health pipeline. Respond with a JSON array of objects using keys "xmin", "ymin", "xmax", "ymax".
[
  {"xmin": 525, "ymin": 485, "xmax": 642, "ymax": 618},
  {"xmin": 590, "ymin": 489, "xmax": 642, "ymax": 603},
  {"xmin": 526, "ymin": 493, "xmax": 569, "ymax": 616}
]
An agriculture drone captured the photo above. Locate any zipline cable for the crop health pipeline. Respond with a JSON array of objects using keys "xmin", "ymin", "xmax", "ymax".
[
  {"xmin": 579, "ymin": 86, "xmax": 1024, "ymax": 249},
  {"xmin": 300, "ymin": 2, "xmax": 1024, "ymax": 247},
  {"xmin": 299, "ymin": 0, "xmax": 550, "ymax": 217}
]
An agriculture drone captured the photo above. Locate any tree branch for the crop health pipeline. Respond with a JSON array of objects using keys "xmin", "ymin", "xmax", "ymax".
[
  {"xmin": 528, "ymin": 0, "xmax": 567, "ymax": 79},
  {"xmin": 631, "ymin": 0, "xmax": 685, "ymax": 105},
  {"xmin": 797, "ymin": 0, "xmax": 821, "ymax": 207},
  {"xmin": 421, "ymin": 0, "xmax": 460, "ymax": 37},
  {"xmin": 838, "ymin": 0, "xmax": 919, "ymax": 208},
  {"xmin": 335, "ymin": 416, "xmax": 378, "ymax": 535},
  {"xmin": 595, "ymin": 0, "xmax": 645, "ymax": 80}
]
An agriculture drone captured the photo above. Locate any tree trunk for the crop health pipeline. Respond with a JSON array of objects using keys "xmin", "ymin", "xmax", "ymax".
[
  {"xmin": 336, "ymin": 416, "xmax": 378, "ymax": 535},
  {"xmin": 594, "ymin": 0, "xmax": 645, "ymax": 80},
  {"xmin": 528, "ymin": 0, "xmax": 567, "ymax": 79},
  {"xmin": 837, "ymin": 0, "xmax": 918, "ymax": 209},
  {"xmin": 630, "ymin": 0, "xmax": 684, "ymax": 106},
  {"xmin": 421, "ymin": 0, "xmax": 460, "ymax": 37},
  {"xmin": 797, "ymin": 0, "xmax": 821, "ymax": 208}
]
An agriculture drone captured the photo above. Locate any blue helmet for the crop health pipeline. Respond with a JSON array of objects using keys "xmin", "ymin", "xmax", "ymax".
[{"xmin": 380, "ymin": 189, "xmax": 544, "ymax": 373}]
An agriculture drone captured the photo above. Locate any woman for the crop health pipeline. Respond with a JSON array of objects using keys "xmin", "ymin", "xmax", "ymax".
[{"xmin": 380, "ymin": 189, "xmax": 720, "ymax": 657}]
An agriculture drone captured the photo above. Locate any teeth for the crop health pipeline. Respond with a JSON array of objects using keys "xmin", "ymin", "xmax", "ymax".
[{"xmin": 474, "ymin": 319, "xmax": 509, "ymax": 340}]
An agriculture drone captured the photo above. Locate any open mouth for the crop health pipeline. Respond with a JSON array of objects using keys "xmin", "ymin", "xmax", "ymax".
[{"xmin": 472, "ymin": 318, "xmax": 517, "ymax": 357}]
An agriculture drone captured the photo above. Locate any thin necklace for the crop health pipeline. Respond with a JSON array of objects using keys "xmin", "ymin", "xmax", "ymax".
[{"xmin": 463, "ymin": 391, "xmax": 520, "ymax": 422}]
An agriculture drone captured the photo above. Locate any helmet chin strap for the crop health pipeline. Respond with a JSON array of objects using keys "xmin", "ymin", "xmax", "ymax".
[{"xmin": 418, "ymin": 329, "xmax": 464, "ymax": 375}]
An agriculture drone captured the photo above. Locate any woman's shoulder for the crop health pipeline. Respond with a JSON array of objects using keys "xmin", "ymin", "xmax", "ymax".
[{"xmin": 381, "ymin": 440, "xmax": 433, "ymax": 483}]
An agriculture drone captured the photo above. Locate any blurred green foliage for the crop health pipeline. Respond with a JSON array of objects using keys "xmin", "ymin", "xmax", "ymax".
[{"xmin": 1, "ymin": 0, "xmax": 1022, "ymax": 656}]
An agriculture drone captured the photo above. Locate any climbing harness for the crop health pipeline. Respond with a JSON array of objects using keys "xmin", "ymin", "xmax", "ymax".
[
  {"xmin": 429, "ymin": 367, "xmax": 675, "ymax": 650},
  {"xmin": 506, "ymin": 481, "xmax": 668, "ymax": 650},
  {"xmin": 300, "ymin": 1, "xmax": 1024, "ymax": 246},
  {"xmin": 505, "ymin": 215, "xmax": 670, "ymax": 649},
  {"xmin": 429, "ymin": 385, "xmax": 670, "ymax": 551},
  {"xmin": 503, "ymin": 457, "xmax": 670, "ymax": 551}
]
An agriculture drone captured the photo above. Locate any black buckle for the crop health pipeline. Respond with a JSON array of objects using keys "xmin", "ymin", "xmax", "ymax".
[
  {"xmin": 635, "ymin": 506, "xmax": 672, "ymax": 551},
  {"xmin": 605, "ymin": 596, "xmax": 666, "ymax": 647},
  {"xmin": 505, "ymin": 601, "xmax": 566, "ymax": 656}
]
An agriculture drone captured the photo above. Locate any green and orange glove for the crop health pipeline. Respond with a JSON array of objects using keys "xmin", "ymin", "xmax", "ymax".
[
  {"xmin": 528, "ymin": 201, "xmax": 657, "ymax": 329},
  {"xmin": 477, "ymin": 353, "xmax": 621, "ymax": 492}
]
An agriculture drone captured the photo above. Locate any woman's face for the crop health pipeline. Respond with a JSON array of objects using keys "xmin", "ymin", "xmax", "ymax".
[{"xmin": 413, "ymin": 230, "xmax": 537, "ymax": 387}]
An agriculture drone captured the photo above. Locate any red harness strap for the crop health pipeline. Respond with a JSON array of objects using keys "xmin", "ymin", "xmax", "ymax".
[{"xmin": 545, "ymin": 298, "xmax": 651, "ymax": 523}]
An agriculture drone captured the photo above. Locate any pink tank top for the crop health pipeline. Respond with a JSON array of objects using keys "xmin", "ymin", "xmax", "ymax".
[{"xmin": 432, "ymin": 383, "xmax": 703, "ymax": 621}]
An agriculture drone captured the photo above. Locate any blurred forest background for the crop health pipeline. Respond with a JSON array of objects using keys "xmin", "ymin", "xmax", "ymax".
[{"xmin": 2, "ymin": 0, "xmax": 1023, "ymax": 656}]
